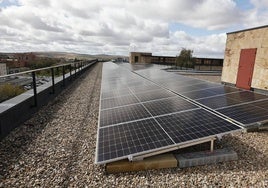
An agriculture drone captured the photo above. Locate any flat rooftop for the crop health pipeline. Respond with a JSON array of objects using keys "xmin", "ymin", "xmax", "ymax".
[{"xmin": 0, "ymin": 63, "xmax": 267, "ymax": 187}]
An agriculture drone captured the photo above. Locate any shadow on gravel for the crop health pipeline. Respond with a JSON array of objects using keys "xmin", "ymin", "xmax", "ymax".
[{"xmin": 0, "ymin": 63, "xmax": 99, "ymax": 178}]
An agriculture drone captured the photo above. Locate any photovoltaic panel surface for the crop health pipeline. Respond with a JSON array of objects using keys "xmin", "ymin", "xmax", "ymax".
[
  {"xmin": 101, "ymin": 95, "xmax": 139, "ymax": 110},
  {"xmin": 197, "ymin": 95, "xmax": 242, "ymax": 109},
  {"xmin": 96, "ymin": 62, "xmax": 243, "ymax": 164},
  {"xmin": 143, "ymin": 97, "xmax": 199, "ymax": 116},
  {"xmin": 217, "ymin": 101, "xmax": 268, "ymax": 124},
  {"xmin": 135, "ymin": 66, "xmax": 268, "ymax": 126},
  {"xmin": 155, "ymin": 109, "xmax": 241, "ymax": 143},
  {"xmin": 134, "ymin": 89, "xmax": 176, "ymax": 102},
  {"xmin": 97, "ymin": 118, "xmax": 174, "ymax": 163},
  {"xmin": 100, "ymin": 103, "xmax": 151, "ymax": 127}
]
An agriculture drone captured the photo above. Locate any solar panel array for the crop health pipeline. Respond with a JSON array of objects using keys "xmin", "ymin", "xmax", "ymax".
[
  {"xmin": 96, "ymin": 63, "xmax": 245, "ymax": 164},
  {"xmin": 135, "ymin": 68, "xmax": 268, "ymax": 126}
]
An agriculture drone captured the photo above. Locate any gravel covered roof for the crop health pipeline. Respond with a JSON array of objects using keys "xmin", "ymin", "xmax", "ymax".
[{"xmin": 0, "ymin": 63, "xmax": 267, "ymax": 187}]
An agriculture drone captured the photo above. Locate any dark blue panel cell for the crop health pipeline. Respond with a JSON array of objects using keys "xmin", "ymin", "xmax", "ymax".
[
  {"xmin": 208, "ymin": 86, "xmax": 240, "ymax": 95},
  {"xmin": 197, "ymin": 95, "xmax": 241, "ymax": 109},
  {"xmin": 226, "ymin": 91, "xmax": 268, "ymax": 102},
  {"xmin": 182, "ymin": 90, "xmax": 216, "ymax": 99},
  {"xmin": 135, "ymin": 89, "xmax": 176, "ymax": 102},
  {"xmin": 143, "ymin": 97, "xmax": 199, "ymax": 116},
  {"xmin": 101, "ymin": 95, "xmax": 139, "ymax": 109},
  {"xmin": 100, "ymin": 104, "xmax": 151, "ymax": 127},
  {"xmin": 217, "ymin": 102, "xmax": 268, "ymax": 125},
  {"xmin": 155, "ymin": 109, "xmax": 241, "ymax": 144},
  {"xmin": 97, "ymin": 118, "xmax": 174, "ymax": 163}
]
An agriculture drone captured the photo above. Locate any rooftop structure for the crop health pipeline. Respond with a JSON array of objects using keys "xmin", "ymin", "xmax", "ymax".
[
  {"xmin": 129, "ymin": 52, "xmax": 223, "ymax": 70},
  {"xmin": 222, "ymin": 25, "xmax": 268, "ymax": 91}
]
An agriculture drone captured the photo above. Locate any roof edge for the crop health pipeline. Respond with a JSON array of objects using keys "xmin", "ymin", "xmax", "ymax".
[{"xmin": 227, "ymin": 25, "xmax": 268, "ymax": 35}]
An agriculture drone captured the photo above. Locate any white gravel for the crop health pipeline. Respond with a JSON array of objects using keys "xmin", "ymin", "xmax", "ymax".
[{"xmin": 0, "ymin": 63, "xmax": 267, "ymax": 187}]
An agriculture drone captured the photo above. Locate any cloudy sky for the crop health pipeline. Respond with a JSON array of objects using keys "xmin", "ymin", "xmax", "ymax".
[{"xmin": 0, "ymin": 0, "xmax": 267, "ymax": 58}]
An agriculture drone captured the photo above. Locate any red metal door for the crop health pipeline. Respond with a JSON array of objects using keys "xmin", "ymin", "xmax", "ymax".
[{"xmin": 236, "ymin": 48, "xmax": 257, "ymax": 90}]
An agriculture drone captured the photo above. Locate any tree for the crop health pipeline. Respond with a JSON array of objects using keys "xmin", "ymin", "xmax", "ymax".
[{"xmin": 175, "ymin": 48, "xmax": 195, "ymax": 69}]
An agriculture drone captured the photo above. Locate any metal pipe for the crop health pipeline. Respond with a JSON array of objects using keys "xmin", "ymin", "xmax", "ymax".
[
  {"xmin": 62, "ymin": 66, "xmax": 65, "ymax": 87},
  {"xmin": 51, "ymin": 68, "xmax": 55, "ymax": 94},
  {"xmin": 31, "ymin": 72, "xmax": 37, "ymax": 106}
]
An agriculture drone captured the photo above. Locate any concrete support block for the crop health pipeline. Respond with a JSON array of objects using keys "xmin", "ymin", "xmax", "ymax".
[
  {"xmin": 175, "ymin": 148, "xmax": 238, "ymax": 168},
  {"xmin": 106, "ymin": 154, "xmax": 177, "ymax": 174}
]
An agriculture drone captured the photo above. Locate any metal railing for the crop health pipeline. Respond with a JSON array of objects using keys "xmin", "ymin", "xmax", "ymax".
[{"xmin": 0, "ymin": 59, "xmax": 97, "ymax": 106}]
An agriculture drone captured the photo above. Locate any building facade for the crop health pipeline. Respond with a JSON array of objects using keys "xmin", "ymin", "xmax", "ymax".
[
  {"xmin": 0, "ymin": 53, "xmax": 36, "ymax": 69},
  {"xmin": 129, "ymin": 52, "xmax": 223, "ymax": 69},
  {"xmin": 129, "ymin": 52, "xmax": 152, "ymax": 64},
  {"xmin": 0, "ymin": 63, "xmax": 7, "ymax": 76},
  {"xmin": 222, "ymin": 25, "xmax": 268, "ymax": 91}
]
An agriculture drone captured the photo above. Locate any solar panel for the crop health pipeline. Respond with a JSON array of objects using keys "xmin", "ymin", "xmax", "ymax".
[
  {"xmin": 101, "ymin": 88, "xmax": 132, "ymax": 99},
  {"xmin": 101, "ymin": 95, "xmax": 139, "ymax": 110},
  {"xmin": 155, "ymin": 109, "xmax": 241, "ymax": 143},
  {"xmin": 99, "ymin": 104, "xmax": 151, "ymax": 127},
  {"xmin": 217, "ymin": 102, "xmax": 268, "ymax": 125},
  {"xmin": 143, "ymin": 97, "xmax": 199, "ymax": 116},
  {"xmin": 132, "ymin": 64, "xmax": 268, "ymax": 127},
  {"xmin": 129, "ymin": 84, "xmax": 161, "ymax": 93},
  {"xmin": 196, "ymin": 95, "xmax": 242, "ymax": 109},
  {"xmin": 191, "ymin": 82, "xmax": 219, "ymax": 90},
  {"xmin": 96, "ymin": 63, "xmax": 244, "ymax": 164},
  {"xmin": 96, "ymin": 118, "xmax": 174, "ymax": 163},
  {"xmin": 169, "ymin": 85, "xmax": 199, "ymax": 93},
  {"xmin": 250, "ymin": 98, "xmax": 268, "ymax": 109},
  {"xmin": 225, "ymin": 91, "xmax": 268, "ymax": 102},
  {"xmin": 182, "ymin": 89, "xmax": 217, "ymax": 99},
  {"xmin": 134, "ymin": 89, "xmax": 176, "ymax": 102},
  {"xmin": 207, "ymin": 86, "xmax": 241, "ymax": 95}
]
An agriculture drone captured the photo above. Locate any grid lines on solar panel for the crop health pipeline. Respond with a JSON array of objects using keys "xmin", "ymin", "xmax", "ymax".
[
  {"xmin": 129, "ymin": 84, "xmax": 161, "ymax": 93},
  {"xmin": 143, "ymin": 97, "xmax": 199, "ymax": 116},
  {"xmin": 101, "ymin": 95, "xmax": 139, "ymax": 109},
  {"xmin": 175, "ymin": 85, "xmax": 203, "ymax": 93},
  {"xmin": 190, "ymin": 82, "xmax": 219, "ymax": 90},
  {"xmin": 225, "ymin": 91, "xmax": 268, "ymax": 102},
  {"xmin": 155, "ymin": 109, "xmax": 241, "ymax": 143},
  {"xmin": 207, "ymin": 86, "xmax": 241, "ymax": 95},
  {"xmin": 196, "ymin": 95, "xmax": 241, "ymax": 109},
  {"xmin": 250, "ymin": 99, "xmax": 268, "ymax": 109},
  {"xmin": 101, "ymin": 88, "xmax": 132, "ymax": 99},
  {"xmin": 217, "ymin": 102, "xmax": 268, "ymax": 125},
  {"xmin": 134, "ymin": 89, "xmax": 176, "ymax": 102},
  {"xmin": 99, "ymin": 103, "xmax": 152, "ymax": 127},
  {"xmin": 182, "ymin": 89, "xmax": 217, "ymax": 99},
  {"xmin": 97, "ymin": 118, "xmax": 174, "ymax": 163}
]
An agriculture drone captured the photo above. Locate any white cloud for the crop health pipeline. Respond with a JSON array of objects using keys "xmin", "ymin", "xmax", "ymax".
[{"xmin": 0, "ymin": 0, "xmax": 267, "ymax": 57}]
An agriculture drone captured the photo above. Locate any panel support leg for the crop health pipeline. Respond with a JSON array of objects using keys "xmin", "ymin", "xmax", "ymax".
[{"xmin": 210, "ymin": 139, "xmax": 214, "ymax": 152}]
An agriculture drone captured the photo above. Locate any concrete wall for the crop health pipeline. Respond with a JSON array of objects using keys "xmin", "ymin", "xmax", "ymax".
[{"xmin": 222, "ymin": 26, "xmax": 268, "ymax": 90}]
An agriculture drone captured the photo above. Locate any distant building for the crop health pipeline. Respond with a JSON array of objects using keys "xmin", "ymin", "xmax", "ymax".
[
  {"xmin": 0, "ymin": 52, "xmax": 36, "ymax": 70},
  {"xmin": 129, "ymin": 52, "xmax": 223, "ymax": 69},
  {"xmin": 222, "ymin": 25, "xmax": 268, "ymax": 91},
  {"xmin": 151, "ymin": 55, "xmax": 176, "ymax": 65},
  {"xmin": 129, "ymin": 52, "xmax": 152, "ymax": 64},
  {"xmin": 194, "ymin": 58, "xmax": 223, "ymax": 71},
  {"xmin": 15, "ymin": 52, "xmax": 36, "ymax": 67},
  {"xmin": 0, "ymin": 63, "xmax": 7, "ymax": 76}
]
